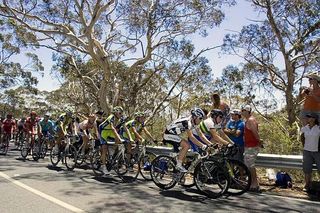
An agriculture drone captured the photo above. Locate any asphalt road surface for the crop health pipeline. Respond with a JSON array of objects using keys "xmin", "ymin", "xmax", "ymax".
[{"xmin": 1, "ymin": 145, "xmax": 320, "ymax": 213}]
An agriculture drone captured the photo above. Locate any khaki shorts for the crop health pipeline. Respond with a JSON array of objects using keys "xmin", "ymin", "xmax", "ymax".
[{"xmin": 244, "ymin": 147, "xmax": 259, "ymax": 168}]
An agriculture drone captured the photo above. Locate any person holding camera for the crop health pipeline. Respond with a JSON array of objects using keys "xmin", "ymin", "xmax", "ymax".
[{"xmin": 299, "ymin": 72, "xmax": 320, "ymax": 126}]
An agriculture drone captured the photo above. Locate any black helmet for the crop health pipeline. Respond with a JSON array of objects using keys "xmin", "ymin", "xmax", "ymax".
[{"xmin": 210, "ymin": 109, "xmax": 224, "ymax": 119}]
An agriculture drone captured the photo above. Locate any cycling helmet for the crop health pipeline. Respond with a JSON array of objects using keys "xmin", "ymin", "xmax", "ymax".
[
  {"xmin": 65, "ymin": 107, "xmax": 73, "ymax": 116},
  {"xmin": 210, "ymin": 109, "xmax": 224, "ymax": 119},
  {"xmin": 112, "ymin": 106, "xmax": 124, "ymax": 113},
  {"xmin": 191, "ymin": 108, "xmax": 205, "ymax": 119},
  {"xmin": 134, "ymin": 111, "xmax": 145, "ymax": 118},
  {"xmin": 7, "ymin": 113, "xmax": 13, "ymax": 119},
  {"xmin": 95, "ymin": 110, "xmax": 104, "ymax": 116}
]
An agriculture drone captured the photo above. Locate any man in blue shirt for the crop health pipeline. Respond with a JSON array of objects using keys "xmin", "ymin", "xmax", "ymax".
[{"xmin": 224, "ymin": 109, "xmax": 245, "ymax": 162}]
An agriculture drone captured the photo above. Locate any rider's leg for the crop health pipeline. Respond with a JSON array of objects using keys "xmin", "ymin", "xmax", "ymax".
[{"xmin": 177, "ymin": 140, "xmax": 190, "ymax": 172}]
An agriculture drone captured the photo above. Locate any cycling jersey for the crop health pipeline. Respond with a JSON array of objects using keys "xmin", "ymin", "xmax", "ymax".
[
  {"xmin": 2, "ymin": 119, "xmax": 16, "ymax": 134},
  {"xmin": 122, "ymin": 119, "xmax": 145, "ymax": 140},
  {"xmin": 56, "ymin": 113, "xmax": 74, "ymax": 134},
  {"xmin": 163, "ymin": 116, "xmax": 197, "ymax": 152},
  {"xmin": 39, "ymin": 118, "xmax": 54, "ymax": 134},
  {"xmin": 99, "ymin": 114, "xmax": 126, "ymax": 144},
  {"xmin": 24, "ymin": 117, "xmax": 40, "ymax": 134}
]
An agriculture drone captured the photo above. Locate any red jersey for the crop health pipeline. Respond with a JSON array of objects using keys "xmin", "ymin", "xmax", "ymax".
[
  {"xmin": 244, "ymin": 124, "xmax": 259, "ymax": 147},
  {"xmin": 24, "ymin": 117, "xmax": 40, "ymax": 133},
  {"xmin": 2, "ymin": 119, "xmax": 16, "ymax": 134}
]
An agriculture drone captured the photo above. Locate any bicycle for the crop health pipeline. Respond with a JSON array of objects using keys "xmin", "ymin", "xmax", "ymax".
[
  {"xmin": 0, "ymin": 132, "xmax": 11, "ymax": 155},
  {"xmin": 21, "ymin": 133, "xmax": 38, "ymax": 160},
  {"xmin": 49, "ymin": 135, "xmax": 78, "ymax": 171},
  {"xmin": 32, "ymin": 133, "xmax": 52, "ymax": 161},
  {"xmin": 150, "ymin": 147, "xmax": 230, "ymax": 199},
  {"xmin": 209, "ymin": 145, "xmax": 252, "ymax": 196},
  {"xmin": 15, "ymin": 131, "xmax": 25, "ymax": 150},
  {"xmin": 90, "ymin": 141, "xmax": 128, "ymax": 178},
  {"xmin": 75, "ymin": 138, "xmax": 99, "ymax": 167}
]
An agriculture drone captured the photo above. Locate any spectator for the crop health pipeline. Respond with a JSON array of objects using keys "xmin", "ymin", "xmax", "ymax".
[
  {"xmin": 300, "ymin": 113, "xmax": 320, "ymax": 192},
  {"xmin": 241, "ymin": 105, "xmax": 262, "ymax": 192},
  {"xmin": 224, "ymin": 109, "xmax": 245, "ymax": 162},
  {"xmin": 299, "ymin": 72, "xmax": 320, "ymax": 126},
  {"xmin": 210, "ymin": 93, "xmax": 230, "ymax": 127}
]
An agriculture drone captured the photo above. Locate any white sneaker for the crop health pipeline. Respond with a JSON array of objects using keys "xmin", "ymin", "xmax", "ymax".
[
  {"xmin": 176, "ymin": 164, "xmax": 187, "ymax": 173},
  {"xmin": 102, "ymin": 166, "xmax": 109, "ymax": 176}
]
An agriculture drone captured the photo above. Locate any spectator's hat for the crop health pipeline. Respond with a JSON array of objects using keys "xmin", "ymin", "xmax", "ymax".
[
  {"xmin": 241, "ymin": 105, "xmax": 252, "ymax": 113},
  {"xmin": 306, "ymin": 72, "xmax": 320, "ymax": 82},
  {"xmin": 231, "ymin": 109, "xmax": 241, "ymax": 115},
  {"xmin": 306, "ymin": 113, "xmax": 318, "ymax": 120}
]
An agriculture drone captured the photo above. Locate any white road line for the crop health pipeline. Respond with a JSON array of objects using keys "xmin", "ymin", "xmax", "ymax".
[{"xmin": 0, "ymin": 171, "xmax": 85, "ymax": 213}]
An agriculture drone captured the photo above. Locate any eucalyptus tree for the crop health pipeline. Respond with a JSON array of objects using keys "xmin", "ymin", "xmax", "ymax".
[
  {"xmin": 222, "ymin": 0, "xmax": 320, "ymax": 126},
  {"xmin": 0, "ymin": 0, "xmax": 235, "ymax": 113}
]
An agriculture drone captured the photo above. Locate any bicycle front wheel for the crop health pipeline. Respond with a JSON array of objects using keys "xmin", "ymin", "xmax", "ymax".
[
  {"xmin": 139, "ymin": 151, "xmax": 157, "ymax": 181},
  {"xmin": 150, "ymin": 155, "xmax": 178, "ymax": 190},
  {"xmin": 194, "ymin": 159, "xmax": 229, "ymax": 199},
  {"xmin": 226, "ymin": 159, "xmax": 251, "ymax": 196},
  {"xmin": 0, "ymin": 136, "xmax": 9, "ymax": 155},
  {"xmin": 65, "ymin": 145, "xmax": 77, "ymax": 171},
  {"xmin": 21, "ymin": 142, "xmax": 30, "ymax": 159}
]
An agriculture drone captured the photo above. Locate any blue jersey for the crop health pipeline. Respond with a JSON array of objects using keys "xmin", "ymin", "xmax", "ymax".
[
  {"xmin": 39, "ymin": 119, "xmax": 54, "ymax": 133},
  {"xmin": 226, "ymin": 119, "xmax": 245, "ymax": 147}
]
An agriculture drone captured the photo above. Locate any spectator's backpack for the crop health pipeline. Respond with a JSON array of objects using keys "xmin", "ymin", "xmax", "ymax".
[{"xmin": 275, "ymin": 171, "xmax": 292, "ymax": 188}]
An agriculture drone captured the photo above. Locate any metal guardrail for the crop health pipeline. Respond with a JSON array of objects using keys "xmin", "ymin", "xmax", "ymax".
[{"xmin": 146, "ymin": 146, "xmax": 318, "ymax": 170}]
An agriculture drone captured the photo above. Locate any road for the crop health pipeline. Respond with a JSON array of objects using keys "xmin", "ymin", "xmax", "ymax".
[{"xmin": 0, "ymin": 145, "xmax": 320, "ymax": 213}]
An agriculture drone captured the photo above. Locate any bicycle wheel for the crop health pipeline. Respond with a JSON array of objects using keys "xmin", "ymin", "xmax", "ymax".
[
  {"xmin": 139, "ymin": 151, "xmax": 157, "ymax": 181},
  {"xmin": 50, "ymin": 147, "xmax": 61, "ymax": 167},
  {"xmin": 21, "ymin": 142, "xmax": 30, "ymax": 159},
  {"xmin": 114, "ymin": 151, "xmax": 128, "ymax": 176},
  {"xmin": 226, "ymin": 159, "xmax": 251, "ymax": 196},
  {"xmin": 0, "ymin": 136, "xmax": 9, "ymax": 155},
  {"xmin": 194, "ymin": 159, "xmax": 229, "ymax": 199},
  {"xmin": 150, "ymin": 155, "xmax": 178, "ymax": 190},
  {"xmin": 65, "ymin": 145, "xmax": 77, "ymax": 171},
  {"xmin": 40, "ymin": 142, "xmax": 48, "ymax": 159},
  {"xmin": 32, "ymin": 141, "xmax": 41, "ymax": 161},
  {"xmin": 90, "ymin": 149, "xmax": 103, "ymax": 176},
  {"xmin": 121, "ymin": 152, "xmax": 140, "ymax": 181}
]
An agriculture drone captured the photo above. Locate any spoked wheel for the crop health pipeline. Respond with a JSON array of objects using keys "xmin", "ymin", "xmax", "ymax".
[
  {"xmin": 225, "ymin": 159, "xmax": 251, "ymax": 196},
  {"xmin": 50, "ymin": 147, "xmax": 61, "ymax": 167},
  {"xmin": 139, "ymin": 151, "xmax": 157, "ymax": 181},
  {"xmin": 21, "ymin": 142, "xmax": 30, "ymax": 159},
  {"xmin": 150, "ymin": 155, "xmax": 178, "ymax": 190},
  {"xmin": 90, "ymin": 149, "xmax": 103, "ymax": 176},
  {"xmin": 65, "ymin": 145, "xmax": 77, "ymax": 171},
  {"xmin": 40, "ymin": 142, "xmax": 48, "ymax": 159},
  {"xmin": 194, "ymin": 159, "xmax": 229, "ymax": 199},
  {"xmin": 32, "ymin": 141, "xmax": 41, "ymax": 161},
  {"xmin": 0, "ymin": 136, "xmax": 9, "ymax": 155},
  {"xmin": 114, "ymin": 152, "xmax": 128, "ymax": 176},
  {"xmin": 121, "ymin": 153, "xmax": 140, "ymax": 182}
]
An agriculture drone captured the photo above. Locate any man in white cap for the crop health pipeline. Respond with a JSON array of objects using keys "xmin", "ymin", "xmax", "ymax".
[
  {"xmin": 299, "ymin": 72, "xmax": 320, "ymax": 125},
  {"xmin": 241, "ymin": 105, "xmax": 262, "ymax": 192}
]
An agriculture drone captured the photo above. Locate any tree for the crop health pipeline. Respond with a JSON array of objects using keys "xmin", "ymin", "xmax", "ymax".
[
  {"xmin": 0, "ymin": 18, "xmax": 43, "ymax": 90},
  {"xmin": 222, "ymin": 0, "xmax": 320, "ymax": 126},
  {"xmin": 0, "ymin": 0, "xmax": 235, "ymax": 112}
]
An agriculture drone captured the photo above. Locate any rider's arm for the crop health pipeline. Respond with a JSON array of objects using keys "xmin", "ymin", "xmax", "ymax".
[
  {"xmin": 142, "ymin": 127, "xmax": 156, "ymax": 142},
  {"xmin": 110, "ymin": 123, "xmax": 123, "ymax": 142},
  {"xmin": 187, "ymin": 129, "xmax": 205, "ymax": 148},
  {"xmin": 195, "ymin": 128, "xmax": 212, "ymax": 146},
  {"xmin": 123, "ymin": 125, "xmax": 134, "ymax": 142},
  {"xmin": 218, "ymin": 129, "xmax": 234, "ymax": 144},
  {"xmin": 209, "ymin": 128, "xmax": 232, "ymax": 146},
  {"xmin": 131, "ymin": 126, "xmax": 143, "ymax": 142}
]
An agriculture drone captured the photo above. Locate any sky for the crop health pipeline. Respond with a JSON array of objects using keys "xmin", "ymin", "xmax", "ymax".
[{"xmin": 12, "ymin": 1, "xmax": 266, "ymax": 92}]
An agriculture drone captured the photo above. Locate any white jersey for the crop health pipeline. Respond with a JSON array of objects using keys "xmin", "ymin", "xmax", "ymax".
[{"xmin": 166, "ymin": 116, "xmax": 196, "ymax": 135}]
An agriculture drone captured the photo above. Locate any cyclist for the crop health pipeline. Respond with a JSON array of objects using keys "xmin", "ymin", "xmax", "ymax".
[
  {"xmin": 163, "ymin": 107, "xmax": 213, "ymax": 172},
  {"xmin": 189, "ymin": 109, "xmax": 234, "ymax": 152},
  {"xmin": 99, "ymin": 106, "xmax": 132, "ymax": 175},
  {"xmin": 78, "ymin": 114, "xmax": 99, "ymax": 156},
  {"xmin": 24, "ymin": 111, "xmax": 40, "ymax": 148},
  {"xmin": 1, "ymin": 113, "xmax": 16, "ymax": 147},
  {"xmin": 54, "ymin": 109, "xmax": 76, "ymax": 152},
  {"xmin": 39, "ymin": 113, "xmax": 55, "ymax": 148}
]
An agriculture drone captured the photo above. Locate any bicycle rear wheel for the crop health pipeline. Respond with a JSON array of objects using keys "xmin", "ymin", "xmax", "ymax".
[
  {"xmin": 194, "ymin": 159, "xmax": 229, "ymax": 199},
  {"xmin": 139, "ymin": 151, "xmax": 157, "ymax": 181},
  {"xmin": 150, "ymin": 155, "xmax": 178, "ymax": 190},
  {"xmin": 32, "ymin": 140, "xmax": 41, "ymax": 161},
  {"xmin": 226, "ymin": 159, "xmax": 251, "ymax": 196}
]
